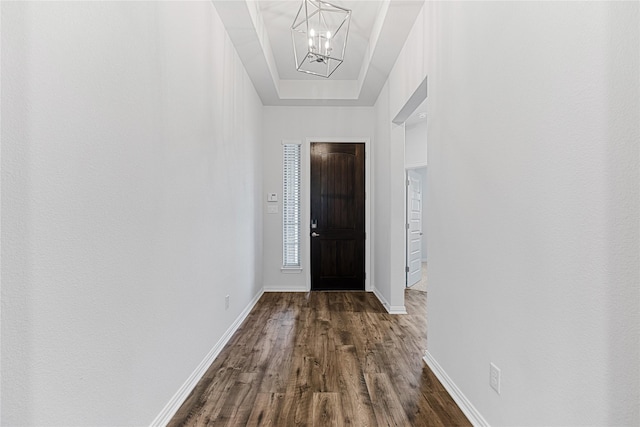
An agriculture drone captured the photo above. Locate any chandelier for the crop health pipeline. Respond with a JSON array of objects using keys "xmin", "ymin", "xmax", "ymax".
[{"xmin": 291, "ymin": 0, "xmax": 352, "ymax": 78}]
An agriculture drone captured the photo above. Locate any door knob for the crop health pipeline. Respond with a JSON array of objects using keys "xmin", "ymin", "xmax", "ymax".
[{"xmin": 311, "ymin": 232, "xmax": 320, "ymax": 237}]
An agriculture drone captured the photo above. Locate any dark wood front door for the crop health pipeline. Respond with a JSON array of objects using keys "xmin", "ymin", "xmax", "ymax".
[{"xmin": 310, "ymin": 143, "xmax": 365, "ymax": 291}]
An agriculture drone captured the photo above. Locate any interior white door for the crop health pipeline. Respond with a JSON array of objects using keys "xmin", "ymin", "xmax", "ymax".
[{"xmin": 406, "ymin": 169, "xmax": 422, "ymax": 286}]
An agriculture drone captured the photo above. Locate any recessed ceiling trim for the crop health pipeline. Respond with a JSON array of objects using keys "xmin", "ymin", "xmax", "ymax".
[
  {"xmin": 279, "ymin": 79, "xmax": 359, "ymax": 100},
  {"xmin": 212, "ymin": 0, "xmax": 280, "ymax": 104},
  {"xmin": 246, "ymin": 0, "xmax": 281, "ymax": 83},
  {"xmin": 357, "ymin": 0, "xmax": 390, "ymax": 88},
  {"xmin": 212, "ymin": 0, "xmax": 424, "ymax": 106}
]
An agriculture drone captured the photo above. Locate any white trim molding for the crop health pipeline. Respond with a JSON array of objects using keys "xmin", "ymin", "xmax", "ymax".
[
  {"xmin": 150, "ymin": 289, "xmax": 265, "ymax": 427},
  {"xmin": 373, "ymin": 287, "xmax": 407, "ymax": 315},
  {"xmin": 388, "ymin": 305, "xmax": 408, "ymax": 315},
  {"xmin": 423, "ymin": 351, "xmax": 490, "ymax": 427},
  {"xmin": 373, "ymin": 286, "xmax": 389, "ymax": 310}
]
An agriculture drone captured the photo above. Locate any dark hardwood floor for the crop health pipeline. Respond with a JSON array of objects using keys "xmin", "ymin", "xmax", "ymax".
[{"xmin": 169, "ymin": 290, "xmax": 470, "ymax": 426}]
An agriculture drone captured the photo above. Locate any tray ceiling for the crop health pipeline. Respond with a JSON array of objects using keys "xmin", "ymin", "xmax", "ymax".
[{"xmin": 213, "ymin": 0, "xmax": 424, "ymax": 106}]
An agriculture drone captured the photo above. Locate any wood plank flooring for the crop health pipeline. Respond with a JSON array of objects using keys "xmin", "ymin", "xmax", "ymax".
[{"xmin": 169, "ymin": 290, "xmax": 470, "ymax": 426}]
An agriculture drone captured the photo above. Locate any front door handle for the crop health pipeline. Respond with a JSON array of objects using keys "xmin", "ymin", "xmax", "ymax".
[{"xmin": 311, "ymin": 232, "xmax": 320, "ymax": 237}]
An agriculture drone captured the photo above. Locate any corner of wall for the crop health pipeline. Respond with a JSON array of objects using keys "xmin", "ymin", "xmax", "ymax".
[
  {"xmin": 423, "ymin": 351, "xmax": 490, "ymax": 427},
  {"xmin": 150, "ymin": 288, "xmax": 265, "ymax": 426}
]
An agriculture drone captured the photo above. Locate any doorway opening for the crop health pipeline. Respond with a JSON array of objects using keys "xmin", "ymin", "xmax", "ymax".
[
  {"xmin": 391, "ymin": 77, "xmax": 428, "ymax": 304},
  {"xmin": 302, "ymin": 137, "xmax": 372, "ymax": 292},
  {"xmin": 310, "ymin": 142, "xmax": 366, "ymax": 291},
  {"xmin": 406, "ymin": 166, "xmax": 427, "ymax": 291},
  {"xmin": 404, "ymin": 100, "xmax": 428, "ymax": 292}
]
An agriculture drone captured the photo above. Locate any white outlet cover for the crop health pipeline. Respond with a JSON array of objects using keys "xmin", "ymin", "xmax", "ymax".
[{"xmin": 267, "ymin": 205, "xmax": 278, "ymax": 214}]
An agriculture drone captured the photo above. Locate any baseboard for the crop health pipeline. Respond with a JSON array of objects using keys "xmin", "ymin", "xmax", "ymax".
[
  {"xmin": 372, "ymin": 287, "xmax": 390, "ymax": 311},
  {"xmin": 263, "ymin": 288, "xmax": 308, "ymax": 292},
  {"xmin": 150, "ymin": 289, "xmax": 265, "ymax": 427},
  {"xmin": 423, "ymin": 351, "xmax": 490, "ymax": 427},
  {"xmin": 372, "ymin": 287, "xmax": 407, "ymax": 315},
  {"xmin": 389, "ymin": 305, "xmax": 408, "ymax": 314}
]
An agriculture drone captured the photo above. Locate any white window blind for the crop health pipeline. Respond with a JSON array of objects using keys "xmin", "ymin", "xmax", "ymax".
[{"xmin": 283, "ymin": 144, "xmax": 301, "ymax": 268}]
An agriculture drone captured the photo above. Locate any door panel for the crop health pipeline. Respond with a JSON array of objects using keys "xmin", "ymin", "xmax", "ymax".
[
  {"xmin": 311, "ymin": 143, "xmax": 365, "ymax": 291},
  {"xmin": 407, "ymin": 169, "xmax": 422, "ymax": 286}
]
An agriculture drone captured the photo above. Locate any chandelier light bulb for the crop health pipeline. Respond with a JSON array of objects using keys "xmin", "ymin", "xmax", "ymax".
[
  {"xmin": 326, "ymin": 31, "xmax": 331, "ymax": 39},
  {"xmin": 309, "ymin": 28, "xmax": 315, "ymax": 37},
  {"xmin": 309, "ymin": 38, "xmax": 313, "ymax": 47},
  {"xmin": 325, "ymin": 41, "xmax": 330, "ymax": 49}
]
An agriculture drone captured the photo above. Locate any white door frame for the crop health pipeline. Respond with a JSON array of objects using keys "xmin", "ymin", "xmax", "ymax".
[{"xmin": 302, "ymin": 137, "xmax": 372, "ymax": 292}]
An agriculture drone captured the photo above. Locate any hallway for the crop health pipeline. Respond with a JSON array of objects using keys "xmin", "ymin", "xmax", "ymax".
[
  {"xmin": 407, "ymin": 262, "xmax": 428, "ymax": 293},
  {"xmin": 2, "ymin": 1, "xmax": 637, "ymax": 425},
  {"xmin": 169, "ymin": 291, "xmax": 469, "ymax": 426}
]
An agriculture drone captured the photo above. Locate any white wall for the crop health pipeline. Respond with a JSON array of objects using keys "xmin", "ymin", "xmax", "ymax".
[
  {"xmin": 1, "ymin": 2, "xmax": 263, "ymax": 425},
  {"xmin": 373, "ymin": 85, "xmax": 393, "ymax": 306},
  {"xmin": 373, "ymin": 74, "xmax": 409, "ymax": 312},
  {"xmin": 405, "ymin": 120, "xmax": 428, "ymax": 167},
  {"xmin": 382, "ymin": 1, "xmax": 639, "ymax": 425},
  {"xmin": 262, "ymin": 106, "xmax": 374, "ymax": 291}
]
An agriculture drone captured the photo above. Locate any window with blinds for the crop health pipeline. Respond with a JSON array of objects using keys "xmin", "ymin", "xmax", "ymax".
[{"xmin": 282, "ymin": 143, "xmax": 301, "ymax": 268}]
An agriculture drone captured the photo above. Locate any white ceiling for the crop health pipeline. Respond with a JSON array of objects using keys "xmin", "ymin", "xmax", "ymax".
[{"xmin": 213, "ymin": 0, "xmax": 425, "ymax": 106}]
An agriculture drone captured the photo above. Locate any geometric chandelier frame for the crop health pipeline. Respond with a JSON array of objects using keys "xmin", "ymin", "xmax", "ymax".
[{"xmin": 291, "ymin": 0, "xmax": 351, "ymax": 78}]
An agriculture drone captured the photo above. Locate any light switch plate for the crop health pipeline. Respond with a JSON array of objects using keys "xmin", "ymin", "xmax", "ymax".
[
  {"xmin": 268, "ymin": 193, "xmax": 278, "ymax": 202},
  {"xmin": 490, "ymin": 363, "xmax": 501, "ymax": 394}
]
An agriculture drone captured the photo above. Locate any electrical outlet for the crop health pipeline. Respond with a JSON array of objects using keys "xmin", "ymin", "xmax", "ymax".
[
  {"xmin": 490, "ymin": 363, "xmax": 501, "ymax": 394},
  {"xmin": 225, "ymin": 295, "xmax": 230, "ymax": 310}
]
